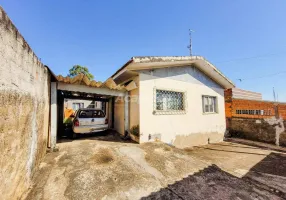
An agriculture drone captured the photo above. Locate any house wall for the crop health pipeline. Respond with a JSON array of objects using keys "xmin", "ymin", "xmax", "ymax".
[
  {"xmin": 129, "ymin": 76, "xmax": 140, "ymax": 130},
  {"xmin": 0, "ymin": 7, "xmax": 50, "ymax": 200},
  {"xmin": 114, "ymin": 96, "xmax": 125, "ymax": 135},
  {"xmin": 138, "ymin": 65, "xmax": 226, "ymax": 148}
]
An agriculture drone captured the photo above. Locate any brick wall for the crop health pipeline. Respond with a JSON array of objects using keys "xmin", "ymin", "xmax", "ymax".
[
  {"xmin": 278, "ymin": 104, "xmax": 286, "ymax": 120},
  {"xmin": 224, "ymin": 89, "xmax": 232, "ymax": 118},
  {"xmin": 224, "ymin": 89, "xmax": 286, "ymax": 120},
  {"xmin": 225, "ymin": 89, "xmax": 286, "ymax": 146},
  {"xmin": 231, "ymin": 99, "xmax": 276, "ymax": 119}
]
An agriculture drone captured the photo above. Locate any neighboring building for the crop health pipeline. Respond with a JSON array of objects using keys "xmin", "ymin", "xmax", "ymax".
[
  {"xmin": 228, "ymin": 88, "xmax": 262, "ymax": 101},
  {"xmin": 64, "ymin": 99, "xmax": 103, "ymax": 110},
  {"xmin": 112, "ymin": 56, "xmax": 235, "ymax": 148},
  {"xmin": 225, "ymin": 88, "xmax": 286, "ymax": 120},
  {"xmin": 224, "ymin": 88, "xmax": 286, "ymax": 146},
  {"xmin": 63, "ymin": 99, "xmax": 103, "ymax": 123}
]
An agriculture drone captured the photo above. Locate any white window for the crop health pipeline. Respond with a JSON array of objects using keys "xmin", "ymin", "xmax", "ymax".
[
  {"xmin": 155, "ymin": 89, "xmax": 185, "ymax": 111},
  {"xmin": 202, "ymin": 96, "xmax": 217, "ymax": 114}
]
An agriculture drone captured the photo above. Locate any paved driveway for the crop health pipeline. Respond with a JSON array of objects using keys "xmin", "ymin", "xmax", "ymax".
[{"xmin": 25, "ymin": 131, "xmax": 286, "ymax": 200}]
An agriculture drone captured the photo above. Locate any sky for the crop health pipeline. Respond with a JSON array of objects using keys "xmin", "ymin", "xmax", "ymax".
[{"xmin": 1, "ymin": 0, "xmax": 286, "ymax": 101}]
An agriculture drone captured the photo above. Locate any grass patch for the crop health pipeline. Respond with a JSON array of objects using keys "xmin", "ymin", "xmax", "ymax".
[
  {"xmin": 91, "ymin": 148, "xmax": 115, "ymax": 165},
  {"xmin": 163, "ymin": 146, "xmax": 172, "ymax": 151}
]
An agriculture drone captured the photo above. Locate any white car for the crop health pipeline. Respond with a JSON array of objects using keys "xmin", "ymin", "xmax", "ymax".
[{"xmin": 71, "ymin": 108, "xmax": 108, "ymax": 138}]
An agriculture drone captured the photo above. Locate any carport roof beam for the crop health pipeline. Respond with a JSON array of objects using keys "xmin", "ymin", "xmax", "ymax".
[{"xmin": 58, "ymin": 82, "xmax": 125, "ymax": 97}]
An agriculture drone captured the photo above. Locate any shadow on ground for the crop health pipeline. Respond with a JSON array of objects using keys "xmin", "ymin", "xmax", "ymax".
[
  {"xmin": 225, "ymin": 138, "xmax": 286, "ymax": 154},
  {"xmin": 142, "ymin": 163, "xmax": 286, "ymax": 200},
  {"xmin": 58, "ymin": 129, "xmax": 135, "ymax": 144}
]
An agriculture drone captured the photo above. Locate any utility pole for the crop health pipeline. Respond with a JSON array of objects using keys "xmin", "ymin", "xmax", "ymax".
[{"xmin": 187, "ymin": 29, "xmax": 194, "ymax": 56}]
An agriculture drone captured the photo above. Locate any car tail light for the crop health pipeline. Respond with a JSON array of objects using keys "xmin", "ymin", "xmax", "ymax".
[
  {"xmin": 74, "ymin": 119, "xmax": 79, "ymax": 127},
  {"xmin": 105, "ymin": 119, "xmax": 108, "ymax": 124}
]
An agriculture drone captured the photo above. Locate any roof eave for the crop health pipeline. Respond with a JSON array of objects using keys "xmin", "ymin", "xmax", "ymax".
[{"xmin": 111, "ymin": 56, "xmax": 235, "ymax": 89}]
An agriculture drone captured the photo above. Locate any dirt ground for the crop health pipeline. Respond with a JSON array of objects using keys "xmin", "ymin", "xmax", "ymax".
[{"xmin": 24, "ymin": 131, "xmax": 286, "ymax": 200}]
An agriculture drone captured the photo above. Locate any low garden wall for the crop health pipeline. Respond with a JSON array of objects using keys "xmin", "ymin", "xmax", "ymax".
[{"xmin": 228, "ymin": 117, "xmax": 286, "ymax": 147}]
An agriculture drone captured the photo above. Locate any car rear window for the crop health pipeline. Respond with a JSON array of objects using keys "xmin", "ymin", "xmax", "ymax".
[{"xmin": 78, "ymin": 110, "xmax": 105, "ymax": 118}]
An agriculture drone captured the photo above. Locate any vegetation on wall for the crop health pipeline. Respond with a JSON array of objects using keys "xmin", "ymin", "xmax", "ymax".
[{"xmin": 68, "ymin": 65, "xmax": 94, "ymax": 80}]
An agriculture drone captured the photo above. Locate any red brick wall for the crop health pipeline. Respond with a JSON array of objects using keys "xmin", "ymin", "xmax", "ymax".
[
  {"xmin": 231, "ymin": 99, "xmax": 276, "ymax": 119},
  {"xmin": 224, "ymin": 89, "xmax": 232, "ymax": 102},
  {"xmin": 224, "ymin": 89, "xmax": 233, "ymax": 118},
  {"xmin": 224, "ymin": 89, "xmax": 286, "ymax": 120},
  {"xmin": 278, "ymin": 104, "xmax": 286, "ymax": 120}
]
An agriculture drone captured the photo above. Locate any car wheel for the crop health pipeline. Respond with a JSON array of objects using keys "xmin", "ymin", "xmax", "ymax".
[{"xmin": 71, "ymin": 132, "xmax": 77, "ymax": 139}]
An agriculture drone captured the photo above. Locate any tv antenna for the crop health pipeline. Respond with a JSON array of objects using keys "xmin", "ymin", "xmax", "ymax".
[{"xmin": 187, "ymin": 29, "xmax": 194, "ymax": 56}]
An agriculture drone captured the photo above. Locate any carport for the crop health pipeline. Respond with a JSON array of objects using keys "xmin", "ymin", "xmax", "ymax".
[{"xmin": 49, "ymin": 74, "xmax": 128, "ymax": 150}]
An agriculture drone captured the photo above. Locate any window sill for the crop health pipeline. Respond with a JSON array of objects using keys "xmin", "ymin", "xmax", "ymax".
[
  {"xmin": 153, "ymin": 110, "xmax": 186, "ymax": 115},
  {"xmin": 203, "ymin": 112, "xmax": 219, "ymax": 115}
]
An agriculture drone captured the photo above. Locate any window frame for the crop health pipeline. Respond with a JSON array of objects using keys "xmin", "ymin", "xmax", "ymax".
[
  {"xmin": 153, "ymin": 87, "xmax": 187, "ymax": 115},
  {"xmin": 202, "ymin": 95, "xmax": 218, "ymax": 114}
]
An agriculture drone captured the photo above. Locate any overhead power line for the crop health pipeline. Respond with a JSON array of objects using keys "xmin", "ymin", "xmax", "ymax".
[
  {"xmin": 215, "ymin": 52, "xmax": 286, "ymax": 64},
  {"xmin": 237, "ymin": 70, "xmax": 286, "ymax": 82}
]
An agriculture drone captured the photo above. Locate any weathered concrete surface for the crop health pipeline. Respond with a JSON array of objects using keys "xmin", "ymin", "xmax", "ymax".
[
  {"xmin": 0, "ymin": 6, "xmax": 50, "ymax": 200},
  {"xmin": 173, "ymin": 132, "xmax": 224, "ymax": 148},
  {"xmin": 280, "ymin": 121, "xmax": 286, "ymax": 146},
  {"xmin": 25, "ymin": 131, "xmax": 286, "ymax": 200},
  {"xmin": 229, "ymin": 117, "xmax": 286, "ymax": 146}
]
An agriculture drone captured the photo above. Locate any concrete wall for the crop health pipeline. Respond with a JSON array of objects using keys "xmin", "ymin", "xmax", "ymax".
[
  {"xmin": 138, "ymin": 65, "xmax": 226, "ymax": 148},
  {"xmin": 114, "ymin": 96, "xmax": 125, "ymax": 135},
  {"xmin": 228, "ymin": 117, "xmax": 286, "ymax": 146},
  {"xmin": 0, "ymin": 7, "xmax": 51, "ymax": 200}
]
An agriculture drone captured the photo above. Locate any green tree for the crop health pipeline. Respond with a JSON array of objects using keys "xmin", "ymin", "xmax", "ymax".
[{"xmin": 68, "ymin": 65, "xmax": 94, "ymax": 80}]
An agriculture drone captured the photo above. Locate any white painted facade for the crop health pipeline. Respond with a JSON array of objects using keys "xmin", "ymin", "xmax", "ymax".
[
  {"xmin": 137, "ymin": 66, "xmax": 226, "ymax": 148},
  {"xmin": 64, "ymin": 99, "xmax": 102, "ymax": 110}
]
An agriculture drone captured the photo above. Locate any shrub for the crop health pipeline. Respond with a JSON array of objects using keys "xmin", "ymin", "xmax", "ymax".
[{"xmin": 130, "ymin": 125, "xmax": 139, "ymax": 137}]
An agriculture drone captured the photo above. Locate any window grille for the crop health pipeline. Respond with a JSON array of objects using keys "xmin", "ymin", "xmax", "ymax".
[
  {"xmin": 153, "ymin": 89, "xmax": 186, "ymax": 115},
  {"xmin": 202, "ymin": 96, "xmax": 218, "ymax": 113}
]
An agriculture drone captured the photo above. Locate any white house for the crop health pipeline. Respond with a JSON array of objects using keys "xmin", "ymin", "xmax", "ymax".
[{"xmin": 112, "ymin": 56, "xmax": 235, "ymax": 148}]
